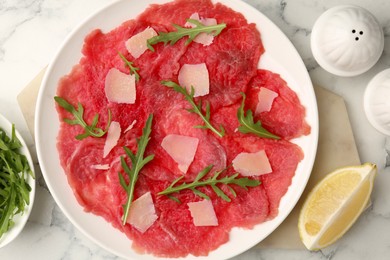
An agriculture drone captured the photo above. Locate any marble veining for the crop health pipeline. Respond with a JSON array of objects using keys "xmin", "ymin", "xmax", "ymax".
[
  {"xmin": 385, "ymin": 137, "xmax": 390, "ymax": 167},
  {"xmin": 1, "ymin": 0, "xmax": 390, "ymax": 259}
]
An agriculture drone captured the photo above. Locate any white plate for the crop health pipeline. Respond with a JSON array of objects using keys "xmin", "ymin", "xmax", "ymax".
[
  {"xmin": 35, "ymin": 0, "xmax": 319, "ymax": 259},
  {"xmin": 0, "ymin": 114, "xmax": 36, "ymax": 248}
]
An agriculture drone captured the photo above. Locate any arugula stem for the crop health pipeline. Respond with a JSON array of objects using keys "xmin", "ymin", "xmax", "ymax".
[
  {"xmin": 54, "ymin": 96, "xmax": 112, "ymax": 140},
  {"xmin": 237, "ymin": 92, "xmax": 280, "ymax": 139},
  {"xmin": 158, "ymin": 165, "xmax": 260, "ymax": 202},
  {"xmin": 118, "ymin": 52, "xmax": 140, "ymax": 81},
  {"xmin": 122, "ymin": 167, "xmax": 137, "ymax": 224},
  {"xmin": 188, "ymin": 97, "xmax": 224, "ymax": 138},
  {"xmin": 120, "ymin": 114, "xmax": 155, "ymax": 225},
  {"xmin": 158, "ymin": 177, "xmax": 231, "ymax": 195},
  {"xmin": 161, "ymin": 81, "xmax": 225, "ymax": 138},
  {"xmin": 147, "ymin": 19, "xmax": 226, "ymax": 51}
]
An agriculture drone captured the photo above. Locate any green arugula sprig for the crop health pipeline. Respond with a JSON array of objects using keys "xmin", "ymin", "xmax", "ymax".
[
  {"xmin": 0, "ymin": 124, "xmax": 34, "ymax": 239},
  {"xmin": 119, "ymin": 114, "xmax": 154, "ymax": 225},
  {"xmin": 118, "ymin": 51, "xmax": 140, "ymax": 82},
  {"xmin": 147, "ymin": 19, "xmax": 226, "ymax": 51},
  {"xmin": 54, "ymin": 96, "xmax": 112, "ymax": 140},
  {"xmin": 158, "ymin": 165, "xmax": 260, "ymax": 203},
  {"xmin": 162, "ymin": 81, "xmax": 225, "ymax": 138},
  {"xmin": 237, "ymin": 92, "xmax": 280, "ymax": 139}
]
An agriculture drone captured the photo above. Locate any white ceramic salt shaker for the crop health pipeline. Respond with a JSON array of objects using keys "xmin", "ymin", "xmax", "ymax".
[
  {"xmin": 311, "ymin": 5, "xmax": 384, "ymax": 77},
  {"xmin": 364, "ymin": 68, "xmax": 390, "ymax": 136}
]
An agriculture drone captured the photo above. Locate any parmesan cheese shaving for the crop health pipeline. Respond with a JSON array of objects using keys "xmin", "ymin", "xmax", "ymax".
[
  {"xmin": 161, "ymin": 134, "xmax": 199, "ymax": 174},
  {"xmin": 91, "ymin": 164, "xmax": 110, "ymax": 170},
  {"xmin": 186, "ymin": 13, "xmax": 217, "ymax": 46},
  {"xmin": 124, "ymin": 120, "xmax": 137, "ymax": 133},
  {"xmin": 126, "ymin": 192, "xmax": 158, "ymax": 233},
  {"xmin": 125, "ymin": 27, "xmax": 157, "ymax": 58},
  {"xmin": 185, "ymin": 13, "xmax": 201, "ymax": 27},
  {"xmin": 178, "ymin": 63, "xmax": 209, "ymax": 97},
  {"xmin": 256, "ymin": 87, "xmax": 278, "ymax": 114},
  {"xmin": 232, "ymin": 150, "xmax": 272, "ymax": 176},
  {"xmin": 188, "ymin": 200, "xmax": 218, "ymax": 226},
  {"xmin": 103, "ymin": 121, "xmax": 121, "ymax": 158},
  {"xmin": 105, "ymin": 68, "xmax": 136, "ymax": 104}
]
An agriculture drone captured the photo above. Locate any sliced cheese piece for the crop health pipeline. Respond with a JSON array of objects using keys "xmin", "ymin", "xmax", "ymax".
[
  {"xmin": 188, "ymin": 200, "xmax": 218, "ymax": 226},
  {"xmin": 125, "ymin": 27, "xmax": 157, "ymax": 58},
  {"xmin": 161, "ymin": 134, "xmax": 199, "ymax": 174},
  {"xmin": 256, "ymin": 87, "xmax": 278, "ymax": 114},
  {"xmin": 185, "ymin": 13, "xmax": 201, "ymax": 27},
  {"xmin": 124, "ymin": 119, "xmax": 137, "ymax": 133},
  {"xmin": 178, "ymin": 63, "xmax": 209, "ymax": 97},
  {"xmin": 193, "ymin": 18, "xmax": 217, "ymax": 45},
  {"xmin": 103, "ymin": 121, "xmax": 121, "ymax": 158},
  {"xmin": 186, "ymin": 13, "xmax": 217, "ymax": 46},
  {"xmin": 126, "ymin": 192, "xmax": 158, "ymax": 233},
  {"xmin": 91, "ymin": 164, "xmax": 110, "ymax": 170},
  {"xmin": 105, "ymin": 68, "xmax": 136, "ymax": 104},
  {"xmin": 232, "ymin": 150, "xmax": 272, "ymax": 176}
]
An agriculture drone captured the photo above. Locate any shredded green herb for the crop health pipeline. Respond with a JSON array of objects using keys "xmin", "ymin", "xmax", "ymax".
[
  {"xmin": 158, "ymin": 165, "xmax": 260, "ymax": 203},
  {"xmin": 0, "ymin": 124, "xmax": 34, "ymax": 238},
  {"xmin": 54, "ymin": 96, "xmax": 112, "ymax": 140},
  {"xmin": 147, "ymin": 19, "xmax": 226, "ymax": 51}
]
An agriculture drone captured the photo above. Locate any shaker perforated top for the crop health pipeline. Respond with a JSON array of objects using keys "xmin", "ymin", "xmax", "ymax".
[{"xmin": 311, "ymin": 5, "xmax": 384, "ymax": 77}]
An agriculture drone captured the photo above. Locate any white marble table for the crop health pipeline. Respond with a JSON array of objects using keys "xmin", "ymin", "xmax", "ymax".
[{"xmin": 1, "ymin": 0, "xmax": 389, "ymax": 259}]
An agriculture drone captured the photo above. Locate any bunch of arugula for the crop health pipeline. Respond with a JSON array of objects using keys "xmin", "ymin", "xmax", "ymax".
[{"xmin": 0, "ymin": 124, "xmax": 34, "ymax": 238}]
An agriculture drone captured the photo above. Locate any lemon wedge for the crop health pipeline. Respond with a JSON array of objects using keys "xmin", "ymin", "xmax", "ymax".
[{"xmin": 298, "ymin": 163, "xmax": 377, "ymax": 250}]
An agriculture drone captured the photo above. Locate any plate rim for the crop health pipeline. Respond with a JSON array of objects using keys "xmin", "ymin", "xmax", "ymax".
[{"xmin": 35, "ymin": 0, "xmax": 319, "ymax": 259}]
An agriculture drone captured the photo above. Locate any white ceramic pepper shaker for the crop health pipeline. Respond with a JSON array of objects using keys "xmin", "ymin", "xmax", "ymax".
[
  {"xmin": 311, "ymin": 5, "xmax": 384, "ymax": 77},
  {"xmin": 364, "ymin": 68, "xmax": 390, "ymax": 136}
]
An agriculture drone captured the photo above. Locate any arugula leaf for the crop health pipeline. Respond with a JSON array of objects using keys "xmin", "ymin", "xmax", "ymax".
[
  {"xmin": 54, "ymin": 96, "xmax": 112, "ymax": 140},
  {"xmin": 0, "ymin": 124, "xmax": 34, "ymax": 239},
  {"xmin": 161, "ymin": 81, "xmax": 225, "ymax": 138},
  {"xmin": 158, "ymin": 165, "xmax": 260, "ymax": 203},
  {"xmin": 118, "ymin": 51, "xmax": 140, "ymax": 82},
  {"xmin": 119, "ymin": 114, "xmax": 155, "ymax": 225},
  {"xmin": 237, "ymin": 92, "xmax": 280, "ymax": 139},
  {"xmin": 147, "ymin": 19, "xmax": 226, "ymax": 51}
]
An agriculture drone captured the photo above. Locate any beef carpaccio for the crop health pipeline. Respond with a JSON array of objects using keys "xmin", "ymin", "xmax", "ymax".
[{"xmin": 55, "ymin": 0, "xmax": 310, "ymax": 257}]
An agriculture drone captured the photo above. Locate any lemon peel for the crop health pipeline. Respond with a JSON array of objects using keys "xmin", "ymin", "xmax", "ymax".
[{"xmin": 298, "ymin": 163, "xmax": 376, "ymax": 250}]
